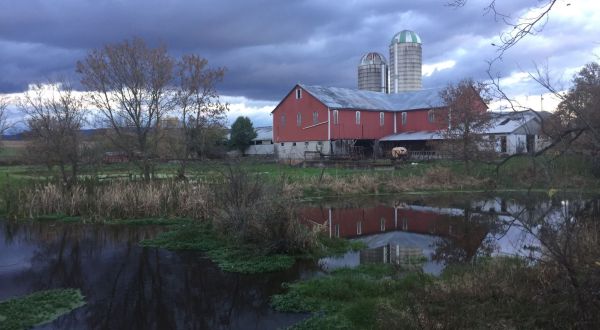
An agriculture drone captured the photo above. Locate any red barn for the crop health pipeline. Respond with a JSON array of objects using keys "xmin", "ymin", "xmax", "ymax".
[{"xmin": 272, "ymin": 84, "xmax": 454, "ymax": 159}]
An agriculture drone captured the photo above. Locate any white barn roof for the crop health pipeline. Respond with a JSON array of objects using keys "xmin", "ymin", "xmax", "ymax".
[
  {"xmin": 300, "ymin": 84, "xmax": 445, "ymax": 112},
  {"xmin": 486, "ymin": 110, "xmax": 550, "ymax": 135},
  {"xmin": 253, "ymin": 126, "xmax": 273, "ymax": 141},
  {"xmin": 380, "ymin": 131, "xmax": 443, "ymax": 141}
]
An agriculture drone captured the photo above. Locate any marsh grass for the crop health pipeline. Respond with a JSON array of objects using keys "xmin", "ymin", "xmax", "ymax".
[
  {"xmin": 12, "ymin": 180, "xmax": 213, "ymax": 220},
  {"xmin": 300, "ymin": 165, "xmax": 488, "ymax": 196},
  {"xmin": 0, "ymin": 288, "xmax": 85, "ymax": 330},
  {"xmin": 140, "ymin": 223, "xmax": 297, "ymax": 273},
  {"xmin": 272, "ymin": 264, "xmax": 431, "ymax": 330},
  {"xmin": 275, "ymin": 252, "xmax": 600, "ymax": 329}
]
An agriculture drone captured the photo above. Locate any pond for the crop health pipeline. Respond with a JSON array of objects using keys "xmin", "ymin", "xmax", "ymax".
[
  {"xmin": 1, "ymin": 192, "xmax": 596, "ymax": 329},
  {"xmin": 0, "ymin": 222, "xmax": 311, "ymax": 329}
]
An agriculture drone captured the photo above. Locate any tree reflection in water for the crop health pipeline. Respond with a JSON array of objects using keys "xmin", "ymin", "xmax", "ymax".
[
  {"xmin": 0, "ymin": 222, "xmax": 308, "ymax": 330},
  {"xmin": 2, "ymin": 194, "xmax": 597, "ymax": 328}
]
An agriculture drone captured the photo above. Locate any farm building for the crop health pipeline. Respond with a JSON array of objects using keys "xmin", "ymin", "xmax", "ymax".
[
  {"xmin": 245, "ymin": 126, "xmax": 274, "ymax": 156},
  {"xmin": 272, "ymin": 84, "xmax": 455, "ymax": 159},
  {"xmin": 484, "ymin": 110, "xmax": 551, "ymax": 155},
  {"xmin": 271, "ymin": 84, "xmax": 549, "ymax": 160}
]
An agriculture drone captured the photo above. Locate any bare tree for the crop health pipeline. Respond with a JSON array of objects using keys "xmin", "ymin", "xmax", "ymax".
[
  {"xmin": 19, "ymin": 82, "xmax": 84, "ymax": 186},
  {"xmin": 436, "ymin": 78, "xmax": 493, "ymax": 170},
  {"xmin": 449, "ymin": 0, "xmax": 562, "ymax": 62},
  {"xmin": 0, "ymin": 95, "xmax": 11, "ymax": 141},
  {"xmin": 173, "ymin": 54, "xmax": 228, "ymax": 178},
  {"xmin": 76, "ymin": 38, "xmax": 175, "ymax": 180}
]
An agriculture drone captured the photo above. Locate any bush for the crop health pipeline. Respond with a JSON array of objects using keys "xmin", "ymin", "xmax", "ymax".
[{"xmin": 212, "ymin": 164, "xmax": 321, "ymax": 255}]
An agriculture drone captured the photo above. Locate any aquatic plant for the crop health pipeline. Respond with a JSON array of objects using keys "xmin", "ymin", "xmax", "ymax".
[{"xmin": 0, "ymin": 288, "xmax": 85, "ymax": 330}]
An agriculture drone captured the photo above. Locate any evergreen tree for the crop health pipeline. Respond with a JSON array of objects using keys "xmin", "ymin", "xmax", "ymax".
[{"xmin": 229, "ymin": 116, "xmax": 257, "ymax": 154}]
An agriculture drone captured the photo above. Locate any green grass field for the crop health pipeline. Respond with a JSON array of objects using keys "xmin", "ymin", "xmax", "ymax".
[{"xmin": 0, "ymin": 154, "xmax": 597, "ymax": 193}]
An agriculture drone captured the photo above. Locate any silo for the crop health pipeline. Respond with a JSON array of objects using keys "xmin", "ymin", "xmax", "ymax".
[
  {"xmin": 358, "ymin": 52, "xmax": 388, "ymax": 93},
  {"xmin": 389, "ymin": 30, "xmax": 422, "ymax": 93}
]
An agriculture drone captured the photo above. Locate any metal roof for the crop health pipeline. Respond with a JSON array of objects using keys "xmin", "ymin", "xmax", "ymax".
[
  {"xmin": 359, "ymin": 52, "xmax": 387, "ymax": 66},
  {"xmin": 380, "ymin": 131, "xmax": 443, "ymax": 141},
  {"xmin": 253, "ymin": 126, "xmax": 272, "ymax": 141},
  {"xmin": 300, "ymin": 84, "xmax": 445, "ymax": 112},
  {"xmin": 391, "ymin": 30, "xmax": 422, "ymax": 45},
  {"xmin": 486, "ymin": 110, "xmax": 549, "ymax": 134}
]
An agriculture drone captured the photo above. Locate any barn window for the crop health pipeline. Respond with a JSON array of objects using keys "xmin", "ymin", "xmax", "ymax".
[
  {"xmin": 313, "ymin": 111, "xmax": 318, "ymax": 124},
  {"xmin": 304, "ymin": 141, "xmax": 309, "ymax": 146},
  {"xmin": 296, "ymin": 88, "xmax": 302, "ymax": 99},
  {"xmin": 281, "ymin": 114, "xmax": 286, "ymax": 127},
  {"xmin": 297, "ymin": 112, "xmax": 302, "ymax": 127},
  {"xmin": 357, "ymin": 221, "xmax": 362, "ymax": 235},
  {"xmin": 334, "ymin": 224, "xmax": 340, "ymax": 238},
  {"xmin": 281, "ymin": 142, "xmax": 285, "ymax": 146},
  {"xmin": 380, "ymin": 217, "xmax": 386, "ymax": 231},
  {"xmin": 401, "ymin": 112, "xmax": 407, "ymax": 126},
  {"xmin": 379, "ymin": 112, "xmax": 385, "ymax": 126},
  {"xmin": 355, "ymin": 111, "xmax": 361, "ymax": 125},
  {"xmin": 333, "ymin": 110, "xmax": 339, "ymax": 125},
  {"xmin": 292, "ymin": 142, "xmax": 297, "ymax": 146},
  {"xmin": 428, "ymin": 110, "xmax": 435, "ymax": 123}
]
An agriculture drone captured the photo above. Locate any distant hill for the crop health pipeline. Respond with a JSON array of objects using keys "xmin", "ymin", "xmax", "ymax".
[{"xmin": 2, "ymin": 128, "xmax": 103, "ymax": 141}]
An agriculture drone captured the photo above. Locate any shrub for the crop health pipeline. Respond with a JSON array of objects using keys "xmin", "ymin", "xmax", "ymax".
[{"xmin": 212, "ymin": 165, "xmax": 321, "ymax": 255}]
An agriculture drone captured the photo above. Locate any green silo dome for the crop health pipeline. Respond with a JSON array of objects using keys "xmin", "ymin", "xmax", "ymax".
[{"xmin": 391, "ymin": 30, "xmax": 422, "ymax": 45}]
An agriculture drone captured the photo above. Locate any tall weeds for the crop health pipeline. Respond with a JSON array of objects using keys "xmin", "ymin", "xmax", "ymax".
[
  {"xmin": 212, "ymin": 165, "xmax": 321, "ymax": 255},
  {"xmin": 13, "ymin": 165, "xmax": 322, "ymax": 256},
  {"xmin": 13, "ymin": 180, "xmax": 213, "ymax": 220}
]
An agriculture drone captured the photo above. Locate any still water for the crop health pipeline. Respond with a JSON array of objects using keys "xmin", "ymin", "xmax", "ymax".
[
  {"xmin": 1, "ymin": 193, "xmax": 595, "ymax": 329},
  {"xmin": 0, "ymin": 223, "xmax": 310, "ymax": 329}
]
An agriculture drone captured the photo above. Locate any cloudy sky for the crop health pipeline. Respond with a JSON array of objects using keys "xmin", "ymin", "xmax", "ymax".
[{"xmin": 1, "ymin": 0, "xmax": 599, "ymax": 127}]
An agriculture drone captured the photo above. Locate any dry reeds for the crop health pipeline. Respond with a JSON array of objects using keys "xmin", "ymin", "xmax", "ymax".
[
  {"xmin": 16, "ymin": 180, "xmax": 213, "ymax": 220},
  {"xmin": 300, "ymin": 166, "xmax": 485, "ymax": 195}
]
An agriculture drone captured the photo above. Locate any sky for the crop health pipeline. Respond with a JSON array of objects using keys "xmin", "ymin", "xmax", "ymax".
[{"xmin": 1, "ymin": 0, "xmax": 599, "ymax": 128}]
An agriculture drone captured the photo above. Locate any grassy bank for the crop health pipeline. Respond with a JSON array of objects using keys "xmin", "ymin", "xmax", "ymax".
[
  {"xmin": 1, "ymin": 155, "xmax": 598, "ymax": 205},
  {"xmin": 273, "ymin": 255, "xmax": 600, "ymax": 329},
  {"xmin": 271, "ymin": 264, "xmax": 419, "ymax": 329},
  {"xmin": 0, "ymin": 289, "xmax": 85, "ymax": 330}
]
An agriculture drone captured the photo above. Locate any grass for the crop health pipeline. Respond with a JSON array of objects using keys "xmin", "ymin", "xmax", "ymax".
[
  {"xmin": 318, "ymin": 236, "xmax": 367, "ymax": 256},
  {"xmin": 0, "ymin": 288, "xmax": 85, "ymax": 330},
  {"xmin": 103, "ymin": 217, "xmax": 193, "ymax": 226},
  {"xmin": 1, "ymin": 155, "xmax": 599, "ymax": 201},
  {"xmin": 272, "ymin": 264, "xmax": 432, "ymax": 329},
  {"xmin": 275, "ymin": 255, "xmax": 600, "ymax": 329},
  {"xmin": 139, "ymin": 223, "xmax": 297, "ymax": 273},
  {"xmin": 139, "ymin": 222, "xmax": 366, "ymax": 274}
]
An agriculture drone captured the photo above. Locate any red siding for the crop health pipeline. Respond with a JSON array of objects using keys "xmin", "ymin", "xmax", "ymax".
[
  {"xmin": 272, "ymin": 86, "xmax": 329, "ymax": 142},
  {"xmin": 395, "ymin": 108, "xmax": 448, "ymax": 132},
  {"xmin": 330, "ymin": 110, "xmax": 395, "ymax": 140},
  {"xmin": 272, "ymin": 84, "xmax": 474, "ymax": 143}
]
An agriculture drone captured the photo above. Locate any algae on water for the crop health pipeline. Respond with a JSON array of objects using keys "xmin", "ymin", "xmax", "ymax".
[{"xmin": 0, "ymin": 288, "xmax": 85, "ymax": 330}]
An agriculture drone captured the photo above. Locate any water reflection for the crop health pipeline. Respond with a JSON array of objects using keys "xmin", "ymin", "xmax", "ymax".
[
  {"xmin": 1, "ymin": 194, "xmax": 596, "ymax": 328},
  {"xmin": 0, "ymin": 221, "xmax": 308, "ymax": 330},
  {"xmin": 308, "ymin": 194, "xmax": 595, "ymax": 273}
]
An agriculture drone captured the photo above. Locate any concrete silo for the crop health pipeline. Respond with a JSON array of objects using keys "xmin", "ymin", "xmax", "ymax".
[
  {"xmin": 389, "ymin": 30, "xmax": 422, "ymax": 93},
  {"xmin": 358, "ymin": 52, "xmax": 388, "ymax": 93}
]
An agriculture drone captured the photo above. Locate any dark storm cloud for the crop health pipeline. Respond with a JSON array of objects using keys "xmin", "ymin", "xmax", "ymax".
[{"xmin": 0, "ymin": 0, "xmax": 593, "ymax": 103}]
